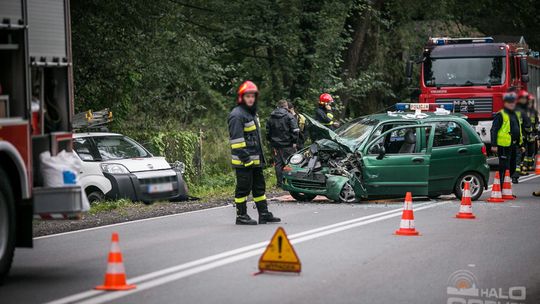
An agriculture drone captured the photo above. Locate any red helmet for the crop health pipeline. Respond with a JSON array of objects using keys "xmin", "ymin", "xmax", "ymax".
[
  {"xmin": 319, "ymin": 93, "xmax": 333, "ymax": 105},
  {"xmin": 237, "ymin": 80, "xmax": 258, "ymax": 104},
  {"xmin": 518, "ymin": 89, "xmax": 529, "ymax": 99}
]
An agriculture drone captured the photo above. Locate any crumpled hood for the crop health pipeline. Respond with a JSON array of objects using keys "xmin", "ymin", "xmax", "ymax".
[
  {"xmin": 303, "ymin": 114, "xmax": 356, "ymax": 153},
  {"xmin": 103, "ymin": 157, "xmax": 171, "ymax": 173},
  {"xmin": 271, "ymin": 107, "xmax": 290, "ymax": 118}
]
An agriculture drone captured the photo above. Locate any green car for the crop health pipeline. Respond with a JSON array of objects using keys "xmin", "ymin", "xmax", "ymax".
[{"xmin": 282, "ymin": 111, "xmax": 490, "ymax": 203}]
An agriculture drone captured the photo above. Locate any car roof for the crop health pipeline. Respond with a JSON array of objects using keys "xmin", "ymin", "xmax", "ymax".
[{"xmin": 73, "ymin": 132, "xmax": 123, "ymax": 138}]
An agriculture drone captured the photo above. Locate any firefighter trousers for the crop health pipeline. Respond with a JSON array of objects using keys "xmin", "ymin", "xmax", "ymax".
[
  {"xmin": 272, "ymin": 146, "xmax": 296, "ymax": 188},
  {"xmin": 234, "ymin": 167, "xmax": 266, "ymax": 215},
  {"xmin": 498, "ymin": 145, "xmax": 516, "ymax": 184}
]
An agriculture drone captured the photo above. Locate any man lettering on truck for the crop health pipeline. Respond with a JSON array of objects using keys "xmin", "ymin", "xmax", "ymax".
[{"xmin": 490, "ymin": 92, "xmax": 522, "ymax": 185}]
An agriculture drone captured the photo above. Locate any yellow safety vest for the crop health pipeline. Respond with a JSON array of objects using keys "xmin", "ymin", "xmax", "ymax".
[
  {"xmin": 297, "ymin": 113, "xmax": 306, "ymax": 131},
  {"xmin": 498, "ymin": 110, "xmax": 522, "ymax": 147}
]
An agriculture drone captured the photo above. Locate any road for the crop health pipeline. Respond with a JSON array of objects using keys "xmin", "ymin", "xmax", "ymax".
[{"xmin": 1, "ymin": 172, "xmax": 540, "ymax": 304}]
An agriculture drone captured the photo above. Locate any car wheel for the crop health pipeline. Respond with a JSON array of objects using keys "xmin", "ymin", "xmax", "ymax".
[
  {"xmin": 86, "ymin": 189, "xmax": 105, "ymax": 204},
  {"xmin": 338, "ymin": 182, "xmax": 357, "ymax": 204},
  {"xmin": 0, "ymin": 168, "xmax": 15, "ymax": 284},
  {"xmin": 454, "ymin": 172, "xmax": 484, "ymax": 201},
  {"xmin": 289, "ymin": 192, "xmax": 316, "ymax": 202}
]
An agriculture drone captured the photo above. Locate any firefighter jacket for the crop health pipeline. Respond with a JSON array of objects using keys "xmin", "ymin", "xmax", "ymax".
[
  {"xmin": 265, "ymin": 107, "xmax": 299, "ymax": 148},
  {"xmin": 228, "ymin": 105, "xmax": 265, "ymax": 168},
  {"xmin": 315, "ymin": 106, "xmax": 334, "ymax": 126}
]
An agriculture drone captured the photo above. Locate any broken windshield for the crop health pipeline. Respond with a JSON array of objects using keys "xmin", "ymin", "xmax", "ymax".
[{"xmin": 335, "ymin": 118, "xmax": 378, "ymax": 143}]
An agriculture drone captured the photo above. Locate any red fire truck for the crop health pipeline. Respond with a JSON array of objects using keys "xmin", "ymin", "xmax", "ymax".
[
  {"xmin": 407, "ymin": 36, "xmax": 540, "ymax": 145},
  {"xmin": 0, "ymin": 0, "xmax": 86, "ymax": 281}
]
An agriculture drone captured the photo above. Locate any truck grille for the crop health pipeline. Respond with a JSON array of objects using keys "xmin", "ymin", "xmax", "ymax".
[{"xmin": 436, "ymin": 98, "xmax": 493, "ymax": 114}]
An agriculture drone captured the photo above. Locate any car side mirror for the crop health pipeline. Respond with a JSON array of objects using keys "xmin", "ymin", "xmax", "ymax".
[{"xmin": 370, "ymin": 144, "xmax": 386, "ymax": 160}]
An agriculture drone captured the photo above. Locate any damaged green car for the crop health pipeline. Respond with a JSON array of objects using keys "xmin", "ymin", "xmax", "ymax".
[{"xmin": 282, "ymin": 112, "xmax": 490, "ymax": 203}]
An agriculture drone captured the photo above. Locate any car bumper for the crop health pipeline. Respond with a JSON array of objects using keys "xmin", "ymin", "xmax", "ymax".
[
  {"xmin": 104, "ymin": 169, "xmax": 188, "ymax": 202},
  {"xmin": 282, "ymin": 170, "xmax": 349, "ymax": 201}
]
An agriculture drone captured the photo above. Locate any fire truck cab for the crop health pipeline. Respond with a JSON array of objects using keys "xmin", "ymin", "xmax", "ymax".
[
  {"xmin": 407, "ymin": 36, "xmax": 540, "ymax": 146},
  {"xmin": 0, "ymin": 0, "xmax": 86, "ymax": 282}
]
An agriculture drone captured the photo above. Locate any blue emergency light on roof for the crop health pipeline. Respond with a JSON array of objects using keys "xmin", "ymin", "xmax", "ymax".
[
  {"xmin": 395, "ymin": 103, "xmax": 454, "ymax": 112},
  {"xmin": 429, "ymin": 37, "xmax": 494, "ymax": 45}
]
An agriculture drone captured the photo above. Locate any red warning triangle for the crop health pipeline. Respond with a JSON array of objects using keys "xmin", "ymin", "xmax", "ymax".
[{"xmin": 258, "ymin": 227, "xmax": 301, "ymax": 273}]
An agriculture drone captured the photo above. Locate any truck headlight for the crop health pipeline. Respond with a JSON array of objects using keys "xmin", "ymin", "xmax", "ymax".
[
  {"xmin": 289, "ymin": 154, "xmax": 304, "ymax": 165},
  {"xmin": 100, "ymin": 163, "xmax": 130, "ymax": 174}
]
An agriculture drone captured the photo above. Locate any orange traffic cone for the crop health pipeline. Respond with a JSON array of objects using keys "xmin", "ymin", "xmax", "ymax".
[
  {"xmin": 456, "ymin": 182, "xmax": 476, "ymax": 219},
  {"xmin": 501, "ymin": 170, "xmax": 515, "ymax": 200},
  {"xmin": 535, "ymin": 155, "xmax": 540, "ymax": 175},
  {"xmin": 394, "ymin": 192, "xmax": 420, "ymax": 236},
  {"xmin": 95, "ymin": 232, "xmax": 136, "ymax": 291},
  {"xmin": 487, "ymin": 171, "xmax": 505, "ymax": 203}
]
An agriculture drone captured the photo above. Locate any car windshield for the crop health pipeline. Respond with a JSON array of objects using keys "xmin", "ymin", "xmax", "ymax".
[
  {"xmin": 423, "ymin": 56, "xmax": 506, "ymax": 87},
  {"xmin": 335, "ymin": 118, "xmax": 378, "ymax": 143},
  {"xmin": 92, "ymin": 136, "xmax": 149, "ymax": 160}
]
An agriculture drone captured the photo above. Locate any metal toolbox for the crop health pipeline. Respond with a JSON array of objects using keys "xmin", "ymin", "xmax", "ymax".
[{"xmin": 33, "ymin": 185, "xmax": 87, "ymax": 219}]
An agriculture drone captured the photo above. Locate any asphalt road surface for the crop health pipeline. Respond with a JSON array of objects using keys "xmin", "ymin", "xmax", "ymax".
[{"xmin": 1, "ymin": 172, "xmax": 540, "ymax": 304}]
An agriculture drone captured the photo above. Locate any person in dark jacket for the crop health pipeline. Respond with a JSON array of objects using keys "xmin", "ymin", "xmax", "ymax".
[
  {"xmin": 490, "ymin": 91, "xmax": 522, "ymax": 184},
  {"xmin": 526, "ymin": 94, "xmax": 538, "ymax": 170},
  {"xmin": 287, "ymin": 101, "xmax": 307, "ymax": 149},
  {"xmin": 266, "ymin": 99, "xmax": 299, "ymax": 188},
  {"xmin": 515, "ymin": 89, "xmax": 532, "ymax": 177},
  {"xmin": 315, "ymin": 93, "xmax": 338, "ymax": 129},
  {"xmin": 228, "ymin": 81, "xmax": 280, "ymax": 225}
]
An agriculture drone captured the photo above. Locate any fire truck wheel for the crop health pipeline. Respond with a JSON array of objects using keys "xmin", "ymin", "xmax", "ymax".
[{"xmin": 0, "ymin": 167, "xmax": 15, "ymax": 284}]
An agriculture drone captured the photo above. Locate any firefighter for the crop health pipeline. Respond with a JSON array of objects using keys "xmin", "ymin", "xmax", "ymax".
[
  {"xmin": 228, "ymin": 81, "xmax": 280, "ymax": 225},
  {"xmin": 287, "ymin": 101, "xmax": 307, "ymax": 149},
  {"xmin": 315, "ymin": 93, "xmax": 338, "ymax": 129},
  {"xmin": 515, "ymin": 89, "xmax": 533, "ymax": 177},
  {"xmin": 266, "ymin": 99, "xmax": 299, "ymax": 188},
  {"xmin": 490, "ymin": 91, "xmax": 522, "ymax": 185},
  {"xmin": 526, "ymin": 94, "xmax": 538, "ymax": 171}
]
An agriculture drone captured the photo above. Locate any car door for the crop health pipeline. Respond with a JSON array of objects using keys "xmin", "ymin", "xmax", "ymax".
[
  {"xmin": 428, "ymin": 120, "xmax": 469, "ymax": 195},
  {"xmin": 361, "ymin": 125, "xmax": 434, "ymax": 197}
]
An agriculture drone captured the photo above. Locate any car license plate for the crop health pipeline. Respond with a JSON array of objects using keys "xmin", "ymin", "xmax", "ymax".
[{"xmin": 147, "ymin": 183, "xmax": 173, "ymax": 193}]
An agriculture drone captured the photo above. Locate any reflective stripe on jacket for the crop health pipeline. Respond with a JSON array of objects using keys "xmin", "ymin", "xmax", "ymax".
[{"xmin": 228, "ymin": 105, "xmax": 265, "ymax": 168}]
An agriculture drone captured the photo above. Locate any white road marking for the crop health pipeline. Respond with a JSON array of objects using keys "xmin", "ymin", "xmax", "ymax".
[
  {"xmin": 42, "ymin": 174, "xmax": 540, "ymax": 304},
  {"xmin": 45, "ymin": 201, "xmax": 445, "ymax": 304},
  {"xmin": 34, "ymin": 205, "xmax": 230, "ymax": 240}
]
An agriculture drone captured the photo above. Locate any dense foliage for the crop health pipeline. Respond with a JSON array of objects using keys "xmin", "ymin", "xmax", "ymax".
[{"xmin": 71, "ymin": 0, "xmax": 539, "ymax": 181}]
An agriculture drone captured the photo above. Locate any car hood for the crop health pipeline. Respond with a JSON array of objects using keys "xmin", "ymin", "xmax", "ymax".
[
  {"xmin": 103, "ymin": 157, "xmax": 171, "ymax": 173},
  {"xmin": 304, "ymin": 114, "xmax": 356, "ymax": 153}
]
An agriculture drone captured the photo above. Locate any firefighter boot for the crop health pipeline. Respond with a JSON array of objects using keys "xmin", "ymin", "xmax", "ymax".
[
  {"xmin": 235, "ymin": 203, "xmax": 257, "ymax": 225},
  {"xmin": 256, "ymin": 201, "xmax": 281, "ymax": 224}
]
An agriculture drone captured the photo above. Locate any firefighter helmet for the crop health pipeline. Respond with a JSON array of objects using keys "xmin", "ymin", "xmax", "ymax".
[
  {"xmin": 237, "ymin": 81, "xmax": 259, "ymax": 104},
  {"xmin": 319, "ymin": 93, "xmax": 333, "ymax": 105},
  {"xmin": 518, "ymin": 89, "xmax": 529, "ymax": 99}
]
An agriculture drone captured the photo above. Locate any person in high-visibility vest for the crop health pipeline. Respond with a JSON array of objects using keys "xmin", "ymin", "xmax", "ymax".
[
  {"xmin": 227, "ymin": 80, "xmax": 281, "ymax": 225},
  {"xmin": 490, "ymin": 91, "xmax": 522, "ymax": 184},
  {"xmin": 526, "ymin": 94, "xmax": 538, "ymax": 171},
  {"xmin": 315, "ymin": 93, "xmax": 339, "ymax": 129}
]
